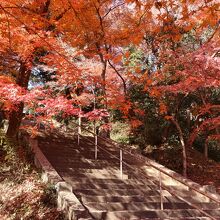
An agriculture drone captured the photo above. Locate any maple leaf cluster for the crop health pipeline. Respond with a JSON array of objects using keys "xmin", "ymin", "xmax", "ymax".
[{"xmin": 0, "ymin": 0, "xmax": 218, "ymax": 144}]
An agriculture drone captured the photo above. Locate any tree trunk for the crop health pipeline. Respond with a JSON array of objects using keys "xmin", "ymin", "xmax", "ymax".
[
  {"xmin": 161, "ymin": 123, "xmax": 171, "ymax": 143},
  {"xmin": 186, "ymin": 109, "xmax": 191, "ymax": 131},
  {"xmin": 6, "ymin": 62, "xmax": 31, "ymax": 138},
  {"xmin": 98, "ymin": 51, "xmax": 110, "ymax": 138},
  {"xmin": 101, "ymin": 59, "xmax": 107, "ymax": 105},
  {"xmin": 171, "ymin": 118, "xmax": 187, "ymax": 177},
  {"xmin": 6, "ymin": 103, "xmax": 24, "ymax": 137},
  {"xmin": 204, "ymin": 141, "xmax": 208, "ymax": 159}
]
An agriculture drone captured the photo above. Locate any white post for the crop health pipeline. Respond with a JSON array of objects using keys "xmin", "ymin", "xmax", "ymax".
[
  {"xmin": 78, "ymin": 112, "xmax": 81, "ymax": 145},
  {"xmin": 95, "ymin": 134, "xmax": 98, "ymax": 160},
  {"xmin": 78, "ymin": 107, "xmax": 82, "ymax": 134},
  {"xmin": 93, "ymin": 121, "xmax": 98, "ymax": 160},
  {"xmin": 159, "ymin": 171, "xmax": 164, "ymax": 210},
  {"xmin": 120, "ymin": 149, "xmax": 123, "ymax": 179}
]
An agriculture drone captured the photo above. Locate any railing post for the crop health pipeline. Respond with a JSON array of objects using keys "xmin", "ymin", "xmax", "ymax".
[
  {"xmin": 159, "ymin": 171, "xmax": 164, "ymax": 210},
  {"xmin": 93, "ymin": 121, "xmax": 98, "ymax": 160},
  {"xmin": 77, "ymin": 114, "xmax": 81, "ymax": 146},
  {"xmin": 120, "ymin": 149, "xmax": 123, "ymax": 179},
  {"xmin": 95, "ymin": 134, "xmax": 98, "ymax": 160},
  {"xmin": 77, "ymin": 130, "xmax": 80, "ymax": 146}
]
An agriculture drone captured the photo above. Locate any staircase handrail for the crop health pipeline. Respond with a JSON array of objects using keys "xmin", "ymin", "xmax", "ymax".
[{"xmin": 71, "ymin": 121, "xmax": 220, "ymax": 205}]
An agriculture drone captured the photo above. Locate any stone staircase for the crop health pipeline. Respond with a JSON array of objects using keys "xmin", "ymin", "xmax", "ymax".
[{"xmin": 38, "ymin": 135, "xmax": 220, "ymax": 220}]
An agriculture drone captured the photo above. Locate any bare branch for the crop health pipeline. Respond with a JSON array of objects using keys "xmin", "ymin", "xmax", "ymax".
[
  {"xmin": 102, "ymin": 3, "xmax": 125, "ymax": 19},
  {"xmin": 108, "ymin": 60, "xmax": 127, "ymax": 95}
]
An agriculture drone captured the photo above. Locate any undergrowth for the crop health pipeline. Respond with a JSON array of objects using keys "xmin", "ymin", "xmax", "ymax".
[{"xmin": 0, "ymin": 130, "xmax": 65, "ymax": 220}]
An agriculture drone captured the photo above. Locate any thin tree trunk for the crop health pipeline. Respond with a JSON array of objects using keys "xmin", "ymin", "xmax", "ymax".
[
  {"xmin": 161, "ymin": 123, "xmax": 171, "ymax": 143},
  {"xmin": 101, "ymin": 59, "xmax": 107, "ymax": 105},
  {"xmin": 171, "ymin": 118, "xmax": 187, "ymax": 177},
  {"xmin": 101, "ymin": 60, "xmax": 110, "ymax": 138},
  {"xmin": 186, "ymin": 109, "xmax": 191, "ymax": 131},
  {"xmin": 204, "ymin": 141, "xmax": 208, "ymax": 159},
  {"xmin": 96, "ymin": 43, "xmax": 108, "ymax": 106},
  {"xmin": 97, "ymin": 49, "xmax": 110, "ymax": 138}
]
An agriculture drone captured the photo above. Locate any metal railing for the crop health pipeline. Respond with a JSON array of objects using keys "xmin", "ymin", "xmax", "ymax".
[{"xmin": 70, "ymin": 120, "xmax": 219, "ymax": 219}]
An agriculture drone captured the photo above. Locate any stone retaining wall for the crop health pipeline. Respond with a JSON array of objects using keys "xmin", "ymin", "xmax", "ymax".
[{"xmin": 21, "ymin": 134, "xmax": 91, "ymax": 220}]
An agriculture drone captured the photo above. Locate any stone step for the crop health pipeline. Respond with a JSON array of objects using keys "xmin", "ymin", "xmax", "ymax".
[
  {"xmin": 78, "ymin": 218, "xmax": 94, "ymax": 220},
  {"xmin": 39, "ymin": 141, "xmax": 91, "ymax": 147},
  {"xmin": 45, "ymin": 149, "xmax": 138, "ymax": 161},
  {"xmin": 165, "ymin": 187, "xmax": 217, "ymax": 203},
  {"xmin": 41, "ymin": 149, "xmax": 95, "ymax": 154},
  {"xmin": 205, "ymin": 209, "xmax": 220, "ymax": 216},
  {"xmin": 57, "ymin": 168, "xmax": 130, "ymax": 176},
  {"xmin": 41, "ymin": 146, "xmax": 122, "ymax": 153},
  {"xmin": 40, "ymin": 143, "xmax": 77, "ymax": 148},
  {"xmin": 52, "ymin": 162, "xmax": 136, "ymax": 172},
  {"xmin": 48, "ymin": 158, "xmax": 97, "ymax": 163},
  {"xmin": 46, "ymin": 154, "xmax": 120, "ymax": 161},
  {"xmin": 47, "ymin": 153, "xmax": 139, "ymax": 163},
  {"xmin": 81, "ymin": 195, "xmax": 171, "ymax": 203},
  {"xmin": 38, "ymin": 135, "xmax": 220, "ymax": 220},
  {"xmin": 52, "ymin": 157, "xmax": 139, "ymax": 167},
  {"xmin": 89, "ymin": 209, "xmax": 207, "ymax": 219},
  {"xmin": 84, "ymin": 201, "xmax": 193, "ymax": 212},
  {"xmin": 39, "ymin": 139, "xmax": 77, "ymax": 144},
  {"xmin": 46, "ymin": 155, "xmax": 143, "ymax": 166},
  {"xmin": 47, "ymin": 158, "xmax": 122, "ymax": 167},
  {"xmin": 162, "ymin": 192, "xmax": 220, "ymax": 211},
  {"xmin": 88, "ymin": 159, "xmax": 144, "ymax": 166},
  {"xmin": 58, "ymin": 170, "xmax": 129, "ymax": 180},
  {"xmin": 182, "ymin": 218, "xmax": 217, "ymax": 220},
  {"xmin": 74, "ymin": 188, "xmax": 161, "ymax": 197},
  {"xmin": 62, "ymin": 167, "xmax": 125, "ymax": 173},
  {"xmin": 80, "ymin": 194, "xmax": 220, "ymax": 208},
  {"xmin": 39, "ymin": 136, "xmax": 114, "ymax": 149},
  {"xmin": 180, "ymin": 196, "xmax": 220, "ymax": 207},
  {"xmin": 41, "ymin": 147, "xmax": 116, "ymax": 154},
  {"xmin": 194, "ymin": 203, "xmax": 220, "ymax": 210},
  {"xmin": 50, "ymin": 162, "xmax": 104, "ymax": 169},
  {"xmin": 71, "ymin": 182, "xmax": 155, "ymax": 190},
  {"xmin": 63, "ymin": 177, "xmax": 154, "ymax": 186},
  {"xmin": 56, "ymin": 166, "xmax": 134, "ymax": 174},
  {"xmin": 40, "ymin": 145, "xmax": 143, "ymax": 160}
]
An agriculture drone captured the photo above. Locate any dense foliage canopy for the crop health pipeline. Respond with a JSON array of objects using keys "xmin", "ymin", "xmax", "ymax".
[{"xmin": 0, "ymin": 0, "xmax": 219, "ymax": 175}]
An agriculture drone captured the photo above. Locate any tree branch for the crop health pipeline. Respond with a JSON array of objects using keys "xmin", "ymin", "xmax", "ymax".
[
  {"xmin": 108, "ymin": 60, "xmax": 127, "ymax": 95},
  {"xmin": 102, "ymin": 3, "xmax": 125, "ymax": 19},
  {"xmin": 0, "ymin": 4, "xmax": 78, "ymax": 71}
]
